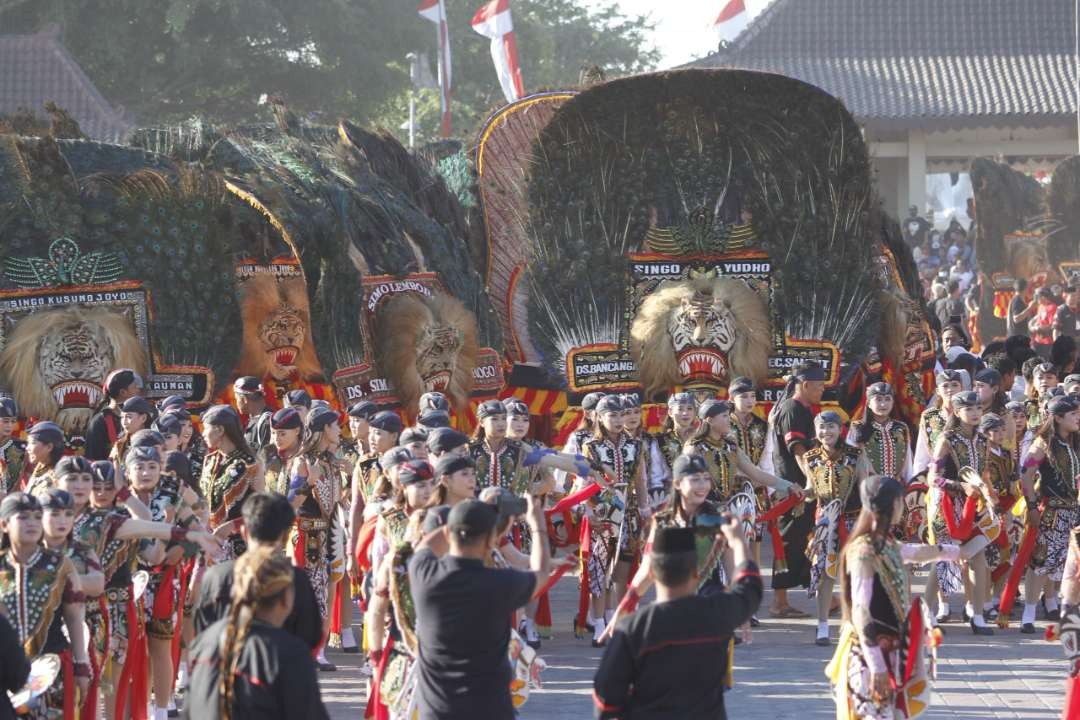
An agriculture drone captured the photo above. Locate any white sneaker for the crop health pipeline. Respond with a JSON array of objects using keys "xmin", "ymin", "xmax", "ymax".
[{"xmin": 175, "ymin": 662, "xmax": 189, "ymax": 692}]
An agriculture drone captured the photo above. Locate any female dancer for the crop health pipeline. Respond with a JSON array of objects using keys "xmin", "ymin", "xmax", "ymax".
[
  {"xmin": 287, "ymin": 405, "xmax": 346, "ymax": 671},
  {"xmin": 927, "ymin": 390, "xmax": 997, "ymax": 634},
  {"xmin": 0, "ymin": 492, "xmax": 90, "ymax": 715},
  {"xmin": 913, "ymin": 369, "xmax": 964, "ymax": 477},
  {"xmin": 428, "ymin": 455, "xmax": 477, "ymax": 508},
  {"xmin": 656, "ymin": 392, "xmax": 697, "ymax": 471},
  {"xmin": 366, "ymin": 464, "xmax": 436, "ymax": 717},
  {"xmin": 110, "ymin": 396, "xmax": 155, "ymax": 473},
  {"xmin": 1019, "ymin": 395, "xmax": 1080, "ymax": 633},
  {"xmin": 580, "ymin": 395, "xmax": 649, "ymax": 646},
  {"xmin": 57, "ymin": 456, "xmax": 218, "ymax": 719},
  {"xmin": 21, "ymin": 421, "xmax": 65, "ymax": 498},
  {"xmin": 129, "ymin": 444, "xmax": 200, "ymax": 719},
  {"xmin": 261, "ymin": 408, "xmax": 303, "ymax": 496},
  {"xmin": 200, "ymin": 405, "xmax": 262, "ymax": 558},
  {"xmin": 619, "ymin": 394, "xmax": 670, "ymax": 510},
  {"xmin": 848, "ymin": 383, "xmax": 913, "ymax": 483},
  {"xmin": 826, "ymin": 475, "xmax": 960, "ymax": 719},
  {"xmin": 0, "ymin": 397, "xmax": 25, "ymax": 497},
  {"xmin": 687, "ymin": 399, "xmax": 800, "ymax": 505},
  {"xmin": 803, "ymin": 411, "xmax": 870, "ymax": 645}
]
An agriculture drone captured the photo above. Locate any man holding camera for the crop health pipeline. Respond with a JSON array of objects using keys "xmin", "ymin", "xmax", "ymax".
[
  {"xmin": 408, "ymin": 493, "xmax": 551, "ymax": 719},
  {"xmin": 592, "ymin": 517, "xmax": 762, "ymax": 720}
]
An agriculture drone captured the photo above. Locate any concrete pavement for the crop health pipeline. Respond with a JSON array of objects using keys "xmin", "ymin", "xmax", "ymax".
[{"xmin": 320, "ymin": 564, "xmax": 1067, "ymax": 719}]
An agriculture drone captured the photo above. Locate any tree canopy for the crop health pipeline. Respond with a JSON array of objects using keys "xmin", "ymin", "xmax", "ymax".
[{"xmin": 1, "ymin": 0, "xmax": 658, "ymax": 141}]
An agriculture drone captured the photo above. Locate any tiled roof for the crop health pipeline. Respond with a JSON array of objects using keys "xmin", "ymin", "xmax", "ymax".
[
  {"xmin": 0, "ymin": 28, "xmax": 133, "ymax": 142},
  {"xmin": 690, "ymin": 0, "xmax": 1078, "ymax": 125}
]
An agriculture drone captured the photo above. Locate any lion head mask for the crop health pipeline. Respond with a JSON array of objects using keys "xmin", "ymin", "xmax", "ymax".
[
  {"xmin": 237, "ymin": 272, "xmax": 322, "ymax": 382},
  {"xmin": 0, "ymin": 305, "xmax": 148, "ymax": 433},
  {"xmin": 630, "ymin": 272, "xmax": 769, "ymax": 399},
  {"xmin": 373, "ymin": 290, "xmax": 479, "ymax": 412}
]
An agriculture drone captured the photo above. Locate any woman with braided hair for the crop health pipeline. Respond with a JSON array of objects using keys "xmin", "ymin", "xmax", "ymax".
[{"xmin": 184, "ymin": 547, "xmax": 328, "ymax": 720}]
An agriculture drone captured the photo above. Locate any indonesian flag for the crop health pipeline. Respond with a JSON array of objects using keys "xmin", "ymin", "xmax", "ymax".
[
  {"xmin": 418, "ymin": 0, "xmax": 453, "ymax": 136},
  {"xmin": 471, "ymin": 0, "xmax": 525, "ymax": 103},
  {"xmin": 714, "ymin": 0, "xmax": 749, "ymax": 42}
]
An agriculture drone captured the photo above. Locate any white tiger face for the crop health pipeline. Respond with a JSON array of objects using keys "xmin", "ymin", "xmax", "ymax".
[
  {"xmin": 39, "ymin": 318, "xmax": 111, "ymax": 410},
  {"xmin": 667, "ymin": 296, "xmax": 735, "ymax": 382}
]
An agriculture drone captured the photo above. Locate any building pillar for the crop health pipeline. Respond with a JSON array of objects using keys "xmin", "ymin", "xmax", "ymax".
[{"xmin": 907, "ymin": 129, "xmax": 927, "ymax": 215}]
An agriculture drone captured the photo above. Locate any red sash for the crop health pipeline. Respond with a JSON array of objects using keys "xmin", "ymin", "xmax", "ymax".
[
  {"xmin": 170, "ymin": 560, "xmax": 194, "ymax": 682},
  {"xmin": 940, "ymin": 491, "xmax": 979, "ymax": 541},
  {"xmin": 574, "ymin": 516, "xmax": 592, "ymax": 637},
  {"xmin": 80, "ymin": 595, "xmax": 111, "ymax": 720},
  {"xmin": 114, "ymin": 593, "xmax": 148, "ymax": 720},
  {"xmin": 59, "ymin": 648, "xmax": 74, "ymax": 720},
  {"xmin": 363, "ymin": 634, "xmax": 394, "ymax": 720},
  {"xmin": 104, "ymin": 412, "xmax": 120, "ymax": 447}
]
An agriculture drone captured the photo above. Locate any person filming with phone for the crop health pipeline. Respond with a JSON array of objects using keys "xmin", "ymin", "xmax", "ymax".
[
  {"xmin": 592, "ymin": 514, "xmax": 763, "ymax": 719},
  {"xmin": 408, "ymin": 488, "xmax": 552, "ymax": 719}
]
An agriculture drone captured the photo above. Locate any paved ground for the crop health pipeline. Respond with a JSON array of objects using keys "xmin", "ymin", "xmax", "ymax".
[{"xmin": 319, "ymin": 562, "xmax": 1066, "ymax": 719}]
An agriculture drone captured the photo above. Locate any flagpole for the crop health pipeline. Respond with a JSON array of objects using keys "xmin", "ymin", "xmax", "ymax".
[{"xmin": 407, "ymin": 52, "xmax": 418, "ymax": 149}]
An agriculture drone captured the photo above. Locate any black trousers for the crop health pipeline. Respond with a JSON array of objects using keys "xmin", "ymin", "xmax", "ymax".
[{"xmin": 772, "ymin": 501, "xmax": 815, "ymax": 590}]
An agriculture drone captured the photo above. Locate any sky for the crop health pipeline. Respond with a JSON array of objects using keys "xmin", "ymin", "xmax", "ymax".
[{"xmin": 586, "ymin": 0, "xmax": 773, "ymax": 68}]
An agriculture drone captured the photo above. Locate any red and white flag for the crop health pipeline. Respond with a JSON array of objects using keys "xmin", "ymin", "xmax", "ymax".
[
  {"xmin": 714, "ymin": 0, "xmax": 749, "ymax": 42},
  {"xmin": 471, "ymin": 0, "xmax": 525, "ymax": 103},
  {"xmin": 418, "ymin": 0, "xmax": 453, "ymax": 136}
]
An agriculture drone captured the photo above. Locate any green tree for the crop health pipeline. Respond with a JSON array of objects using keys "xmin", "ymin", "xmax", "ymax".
[
  {"xmin": 380, "ymin": 0, "xmax": 659, "ymax": 144},
  {"xmin": 0, "ymin": 0, "xmax": 657, "ymax": 137},
  {"xmin": 0, "ymin": 0, "xmax": 427, "ymax": 126}
]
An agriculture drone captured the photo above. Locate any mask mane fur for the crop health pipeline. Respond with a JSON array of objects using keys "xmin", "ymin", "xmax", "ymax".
[
  {"xmin": 630, "ymin": 275, "xmax": 769, "ymax": 400},
  {"xmin": 237, "ymin": 272, "xmax": 322, "ymax": 381},
  {"xmin": 0, "ymin": 305, "xmax": 148, "ymax": 431},
  {"xmin": 374, "ymin": 290, "xmax": 478, "ymax": 412}
]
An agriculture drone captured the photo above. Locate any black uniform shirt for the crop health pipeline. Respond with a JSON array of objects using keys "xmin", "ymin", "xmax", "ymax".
[
  {"xmin": 592, "ymin": 562, "xmax": 763, "ymax": 720},
  {"xmin": 183, "ymin": 618, "xmax": 328, "ymax": 720},
  {"xmin": 408, "ymin": 547, "xmax": 537, "ymax": 720},
  {"xmin": 84, "ymin": 406, "xmax": 122, "ymax": 461},
  {"xmin": 192, "ymin": 559, "xmax": 322, "ymax": 652},
  {"xmin": 770, "ymin": 398, "xmax": 814, "ymax": 485}
]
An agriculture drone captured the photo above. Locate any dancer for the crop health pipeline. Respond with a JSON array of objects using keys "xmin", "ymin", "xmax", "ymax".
[
  {"xmin": 0, "ymin": 492, "xmax": 91, "ymax": 715},
  {"xmin": 913, "ymin": 369, "xmax": 964, "ymax": 477},
  {"xmin": 927, "ymin": 390, "xmax": 996, "ymax": 635},
  {"xmin": 979, "ymin": 413, "xmax": 1019, "ymax": 613},
  {"xmin": 580, "ymin": 395, "xmax": 649, "ymax": 646},
  {"xmin": 21, "ymin": 421, "xmax": 65, "ymax": 499},
  {"xmin": 1019, "ymin": 395, "xmax": 1080, "ymax": 633},
  {"xmin": 261, "ymin": 408, "xmax": 304, "ymax": 496},
  {"xmin": 620, "ymin": 394, "xmax": 670, "ymax": 509},
  {"xmin": 110, "ymin": 396, "xmax": 155, "ymax": 472},
  {"xmin": 848, "ymin": 383, "xmax": 913, "ymax": 483},
  {"xmin": 826, "ymin": 475, "xmax": 959, "ymax": 720},
  {"xmin": 286, "ymin": 405, "xmax": 347, "ymax": 670},
  {"xmin": 656, "ymin": 392, "xmax": 698, "ymax": 471},
  {"xmin": 607, "ymin": 453, "xmax": 727, "ymax": 630},
  {"xmin": 0, "ymin": 397, "xmax": 25, "ymax": 498},
  {"xmin": 428, "ymin": 455, "xmax": 477, "ymax": 507},
  {"xmin": 200, "ymin": 404, "xmax": 262, "ymax": 558},
  {"xmin": 688, "ymin": 399, "xmax": 798, "ymax": 505},
  {"xmin": 804, "ymin": 411, "xmax": 870, "ymax": 645},
  {"xmin": 366, "ymin": 467, "xmax": 437, "ymax": 718}
]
